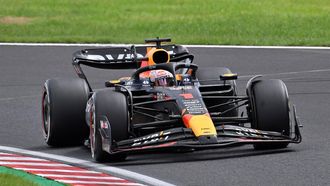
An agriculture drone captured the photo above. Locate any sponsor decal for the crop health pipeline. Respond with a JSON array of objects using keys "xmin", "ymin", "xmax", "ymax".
[
  {"xmin": 156, "ymin": 92, "xmax": 166, "ymax": 100},
  {"xmin": 105, "ymin": 53, "xmax": 144, "ymax": 61},
  {"xmin": 182, "ymin": 99, "xmax": 205, "ymax": 115},
  {"xmin": 86, "ymin": 55, "xmax": 105, "ymax": 61},
  {"xmin": 100, "ymin": 120, "xmax": 108, "ymax": 129},
  {"xmin": 132, "ymin": 131, "xmax": 171, "ymax": 146},
  {"xmin": 234, "ymin": 127, "xmax": 270, "ymax": 138},
  {"xmin": 183, "ymin": 77, "xmax": 191, "ymax": 82},
  {"xmin": 142, "ymin": 80, "xmax": 151, "ymax": 87},
  {"xmin": 169, "ymin": 86, "xmax": 193, "ymax": 90},
  {"xmin": 142, "ymin": 80, "xmax": 149, "ymax": 85},
  {"xmin": 100, "ymin": 50, "xmax": 175, "ymax": 62}
]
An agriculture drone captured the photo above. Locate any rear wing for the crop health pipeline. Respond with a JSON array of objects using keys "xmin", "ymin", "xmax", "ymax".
[
  {"xmin": 72, "ymin": 44, "xmax": 193, "ymax": 91},
  {"xmin": 72, "ymin": 44, "xmax": 191, "ymax": 69}
]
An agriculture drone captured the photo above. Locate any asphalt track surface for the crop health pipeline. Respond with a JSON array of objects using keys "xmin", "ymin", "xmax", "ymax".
[{"xmin": 0, "ymin": 45, "xmax": 329, "ymax": 186}]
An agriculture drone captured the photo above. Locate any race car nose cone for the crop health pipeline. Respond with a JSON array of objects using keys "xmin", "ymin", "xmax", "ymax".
[{"xmin": 198, "ymin": 135, "xmax": 218, "ymax": 144}]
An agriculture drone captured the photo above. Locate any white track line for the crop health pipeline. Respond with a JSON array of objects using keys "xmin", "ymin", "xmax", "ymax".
[
  {"xmin": 36, "ymin": 174, "xmax": 124, "ymax": 180},
  {"xmin": 239, "ymin": 68, "xmax": 330, "ymax": 78},
  {"xmin": 0, "ymin": 42, "xmax": 329, "ymax": 49},
  {"xmin": 0, "ymin": 162, "xmax": 70, "ymax": 166},
  {"xmin": 56, "ymin": 180, "xmax": 143, "ymax": 185},
  {"xmin": 0, "ymin": 95, "xmax": 38, "ymax": 102},
  {"xmin": 0, "ymin": 146, "xmax": 175, "ymax": 186},
  {"xmin": 0, "ymin": 157, "xmax": 48, "ymax": 161},
  {"xmin": 16, "ymin": 168, "xmax": 101, "ymax": 174},
  {"xmin": 1, "ymin": 68, "xmax": 328, "ymax": 104},
  {"xmin": 187, "ymin": 45, "xmax": 330, "ymax": 49}
]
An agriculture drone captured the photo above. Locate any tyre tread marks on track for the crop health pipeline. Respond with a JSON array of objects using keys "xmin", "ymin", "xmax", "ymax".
[{"xmin": 0, "ymin": 152, "xmax": 144, "ymax": 186}]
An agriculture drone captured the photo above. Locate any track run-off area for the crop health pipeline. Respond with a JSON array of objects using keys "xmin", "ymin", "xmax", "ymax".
[{"xmin": 0, "ymin": 44, "xmax": 329, "ymax": 186}]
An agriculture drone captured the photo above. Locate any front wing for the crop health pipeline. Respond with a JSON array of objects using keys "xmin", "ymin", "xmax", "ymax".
[{"xmin": 110, "ymin": 121, "xmax": 302, "ymax": 154}]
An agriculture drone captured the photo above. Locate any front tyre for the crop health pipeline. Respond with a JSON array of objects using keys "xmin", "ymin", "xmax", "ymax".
[
  {"xmin": 249, "ymin": 79, "xmax": 290, "ymax": 149},
  {"xmin": 90, "ymin": 89, "xmax": 129, "ymax": 162}
]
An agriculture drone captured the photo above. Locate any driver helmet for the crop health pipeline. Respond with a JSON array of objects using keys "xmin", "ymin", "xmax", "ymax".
[{"xmin": 149, "ymin": 70, "xmax": 174, "ymax": 86}]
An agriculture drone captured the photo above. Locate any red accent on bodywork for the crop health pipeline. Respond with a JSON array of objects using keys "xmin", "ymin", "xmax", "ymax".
[
  {"xmin": 139, "ymin": 60, "xmax": 151, "ymax": 78},
  {"xmin": 122, "ymin": 141, "xmax": 177, "ymax": 151},
  {"xmin": 140, "ymin": 60, "xmax": 148, "ymax": 68},
  {"xmin": 180, "ymin": 93, "xmax": 193, "ymax": 99},
  {"xmin": 165, "ymin": 96, "xmax": 172, "ymax": 100},
  {"xmin": 182, "ymin": 114, "xmax": 193, "ymax": 128}
]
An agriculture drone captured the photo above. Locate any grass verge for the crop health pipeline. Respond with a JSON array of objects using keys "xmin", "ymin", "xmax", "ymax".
[
  {"xmin": 0, "ymin": 0, "xmax": 329, "ymax": 46},
  {"xmin": 0, "ymin": 166, "xmax": 65, "ymax": 186}
]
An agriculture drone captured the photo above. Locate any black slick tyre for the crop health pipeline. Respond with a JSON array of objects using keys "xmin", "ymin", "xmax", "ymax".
[
  {"xmin": 249, "ymin": 79, "xmax": 290, "ymax": 149},
  {"xmin": 42, "ymin": 78, "xmax": 89, "ymax": 146},
  {"xmin": 90, "ymin": 89, "xmax": 129, "ymax": 162}
]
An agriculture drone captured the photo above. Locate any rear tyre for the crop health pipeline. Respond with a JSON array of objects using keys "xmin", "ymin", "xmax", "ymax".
[
  {"xmin": 42, "ymin": 78, "xmax": 89, "ymax": 146},
  {"xmin": 249, "ymin": 79, "xmax": 290, "ymax": 149},
  {"xmin": 90, "ymin": 89, "xmax": 129, "ymax": 162},
  {"xmin": 196, "ymin": 67, "xmax": 238, "ymax": 117}
]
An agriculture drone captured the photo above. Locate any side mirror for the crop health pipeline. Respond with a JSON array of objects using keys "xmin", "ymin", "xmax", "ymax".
[
  {"xmin": 105, "ymin": 80, "xmax": 122, "ymax": 87},
  {"xmin": 220, "ymin": 73, "xmax": 238, "ymax": 86},
  {"xmin": 220, "ymin": 73, "xmax": 238, "ymax": 81}
]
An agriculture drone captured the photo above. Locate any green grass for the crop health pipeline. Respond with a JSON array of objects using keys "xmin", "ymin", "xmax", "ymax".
[
  {"xmin": 0, "ymin": 166, "xmax": 65, "ymax": 186},
  {"xmin": 0, "ymin": 173, "xmax": 40, "ymax": 186},
  {"xmin": 0, "ymin": 0, "xmax": 329, "ymax": 45}
]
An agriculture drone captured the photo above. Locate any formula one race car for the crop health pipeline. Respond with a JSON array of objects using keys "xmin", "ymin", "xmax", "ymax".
[{"xmin": 42, "ymin": 38, "xmax": 301, "ymax": 162}]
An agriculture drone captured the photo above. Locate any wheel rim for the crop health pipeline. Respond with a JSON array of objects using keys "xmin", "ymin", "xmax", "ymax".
[{"xmin": 42, "ymin": 92, "xmax": 50, "ymax": 140}]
